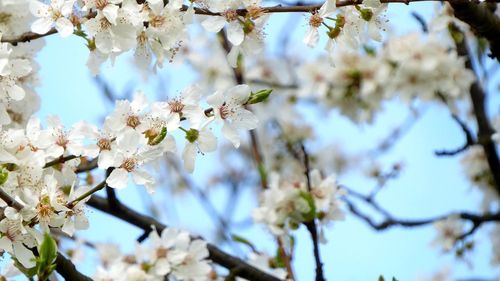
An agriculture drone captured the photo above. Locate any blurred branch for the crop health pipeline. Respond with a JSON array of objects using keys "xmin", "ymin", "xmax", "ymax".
[
  {"xmin": 86, "ymin": 195, "xmax": 283, "ymax": 281},
  {"xmin": 454, "ymin": 26, "xmax": 500, "ymax": 195},
  {"xmin": 342, "ymin": 186, "xmax": 500, "ymax": 238},
  {"xmin": 434, "ymin": 114, "xmax": 476, "ymax": 156},
  {"xmin": 301, "ymin": 144, "xmax": 326, "ymax": 281},
  {"xmin": 450, "ymin": 2, "xmax": 500, "ymax": 61}
]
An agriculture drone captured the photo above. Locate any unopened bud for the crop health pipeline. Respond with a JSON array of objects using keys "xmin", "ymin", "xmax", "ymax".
[{"xmin": 247, "ymin": 89, "xmax": 272, "ymax": 104}]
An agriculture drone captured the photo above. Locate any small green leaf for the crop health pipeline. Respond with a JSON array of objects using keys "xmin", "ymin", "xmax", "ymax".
[
  {"xmin": 247, "ymin": 89, "xmax": 272, "ymax": 105},
  {"xmin": 37, "ymin": 233, "xmax": 58, "ymax": 281},
  {"xmin": 231, "ymin": 234, "xmax": 256, "ymax": 251},
  {"xmin": 299, "ymin": 191, "xmax": 316, "ymax": 222},
  {"xmin": 0, "ymin": 168, "xmax": 8, "ymax": 185},
  {"xmin": 378, "ymin": 275, "xmax": 385, "ymax": 281}
]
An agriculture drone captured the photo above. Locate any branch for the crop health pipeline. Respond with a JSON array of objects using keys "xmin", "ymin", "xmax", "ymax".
[
  {"xmin": 55, "ymin": 253, "xmax": 93, "ymax": 281},
  {"xmin": 434, "ymin": 114, "xmax": 476, "ymax": 156},
  {"xmin": 342, "ymin": 187, "xmax": 500, "ymax": 234},
  {"xmin": 450, "ymin": 2, "xmax": 500, "ymax": 61},
  {"xmin": 301, "ymin": 144, "xmax": 326, "ymax": 281},
  {"xmin": 453, "ymin": 26, "xmax": 500, "ymax": 195},
  {"xmin": 86, "ymin": 195, "xmax": 283, "ymax": 281}
]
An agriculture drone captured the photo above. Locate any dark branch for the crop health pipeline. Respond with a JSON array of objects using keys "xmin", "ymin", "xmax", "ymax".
[
  {"xmin": 435, "ymin": 114, "xmax": 476, "ymax": 156},
  {"xmin": 301, "ymin": 144, "xmax": 326, "ymax": 281},
  {"xmin": 454, "ymin": 26, "xmax": 500, "ymax": 195},
  {"xmin": 55, "ymin": 253, "xmax": 93, "ymax": 281},
  {"xmin": 450, "ymin": 2, "xmax": 500, "ymax": 61}
]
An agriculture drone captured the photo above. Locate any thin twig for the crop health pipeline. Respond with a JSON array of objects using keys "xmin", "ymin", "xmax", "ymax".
[{"xmin": 301, "ymin": 144, "xmax": 326, "ymax": 281}]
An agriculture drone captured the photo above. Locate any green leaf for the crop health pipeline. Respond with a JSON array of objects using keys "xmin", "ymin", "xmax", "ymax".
[
  {"xmin": 378, "ymin": 275, "xmax": 385, "ymax": 281},
  {"xmin": 37, "ymin": 233, "xmax": 58, "ymax": 281},
  {"xmin": 0, "ymin": 168, "xmax": 8, "ymax": 185},
  {"xmin": 299, "ymin": 191, "xmax": 316, "ymax": 222},
  {"xmin": 231, "ymin": 234, "xmax": 256, "ymax": 251},
  {"xmin": 246, "ymin": 89, "xmax": 272, "ymax": 105}
]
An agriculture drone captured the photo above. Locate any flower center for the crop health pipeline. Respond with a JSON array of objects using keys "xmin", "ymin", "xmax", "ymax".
[
  {"xmin": 156, "ymin": 247, "xmax": 168, "ymax": 258},
  {"xmin": 97, "ymin": 138, "xmax": 111, "ymax": 151},
  {"xmin": 218, "ymin": 103, "xmax": 230, "ymax": 120},
  {"xmin": 150, "ymin": 15, "xmax": 166, "ymax": 28},
  {"xmin": 56, "ymin": 133, "xmax": 69, "ymax": 148},
  {"xmin": 126, "ymin": 115, "xmax": 141, "ymax": 128},
  {"xmin": 223, "ymin": 10, "xmax": 239, "ymax": 22},
  {"xmin": 95, "ymin": 0, "xmax": 108, "ymax": 10},
  {"xmin": 120, "ymin": 158, "xmax": 137, "ymax": 172},
  {"xmin": 309, "ymin": 13, "xmax": 323, "ymax": 28},
  {"xmin": 168, "ymin": 98, "xmax": 185, "ymax": 113}
]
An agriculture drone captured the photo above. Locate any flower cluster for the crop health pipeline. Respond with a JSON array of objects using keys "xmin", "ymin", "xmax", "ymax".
[
  {"xmin": 298, "ymin": 33, "xmax": 475, "ymax": 122},
  {"xmin": 0, "ymin": 83, "xmax": 261, "ymax": 270},
  {"xmin": 94, "ymin": 226, "xmax": 212, "ymax": 281},
  {"xmin": 304, "ymin": 0, "xmax": 388, "ymax": 52},
  {"xmin": 0, "ymin": 40, "xmax": 41, "ymax": 130},
  {"xmin": 252, "ymin": 169, "xmax": 344, "ymax": 240}
]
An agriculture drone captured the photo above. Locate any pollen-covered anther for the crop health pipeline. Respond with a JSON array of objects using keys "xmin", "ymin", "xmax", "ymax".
[
  {"xmin": 309, "ymin": 13, "xmax": 323, "ymax": 28},
  {"xmin": 56, "ymin": 134, "xmax": 69, "ymax": 148},
  {"xmin": 223, "ymin": 10, "xmax": 239, "ymax": 22},
  {"xmin": 49, "ymin": 7, "xmax": 62, "ymax": 20},
  {"xmin": 156, "ymin": 247, "xmax": 168, "ymax": 258},
  {"xmin": 246, "ymin": 5, "xmax": 264, "ymax": 19},
  {"xmin": 99, "ymin": 17, "xmax": 112, "ymax": 29},
  {"xmin": 150, "ymin": 15, "xmax": 166, "ymax": 28},
  {"xmin": 95, "ymin": 0, "xmax": 109, "ymax": 10},
  {"xmin": 97, "ymin": 138, "xmax": 111, "ymax": 151},
  {"xmin": 37, "ymin": 202, "xmax": 53, "ymax": 219},
  {"xmin": 121, "ymin": 158, "xmax": 137, "ymax": 172},
  {"xmin": 126, "ymin": 115, "xmax": 141, "ymax": 128},
  {"xmin": 168, "ymin": 99, "xmax": 185, "ymax": 113},
  {"xmin": 218, "ymin": 104, "xmax": 230, "ymax": 120}
]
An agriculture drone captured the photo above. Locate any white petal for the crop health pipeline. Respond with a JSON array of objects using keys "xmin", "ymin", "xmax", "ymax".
[
  {"xmin": 13, "ymin": 242, "xmax": 36, "ymax": 268},
  {"xmin": 155, "ymin": 259, "xmax": 171, "ymax": 276},
  {"xmin": 227, "ymin": 84, "xmax": 250, "ymax": 105},
  {"xmin": 227, "ymin": 21, "xmax": 244, "ymax": 46},
  {"xmin": 6, "ymin": 84, "xmax": 25, "ymax": 101},
  {"xmin": 103, "ymin": 4, "xmax": 119, "ymax": 25},
  {"xmin": 55, "ymin": 17, "xmax": 74, "ymax": 37},
  {"xmin": 31, "ymin": 17, "xmax": 54, "ymax": 35},
  {"xmin": 222, "ymin": 123, "xmax": 240, "ymax": 148},
  {"xmin": 106, "ymin": 168, "xmax": 129, "ymax": 189},
  {"xmin": 303, "ymin": 27, "xmax": 319, "ymax": 48},
  {"xmin": 198, "ymin": 130, "xmax": 217, "ymax": 152},
  {"xmin": 182, "ymin": 143, "xmax": 196, "ymax": 173},
  {"xmin": 201, "ymin": 16, "xmax": 226, "ymax": 32},
  {"xmin": 29, "ymin": 1, "xmax": 49, "ymax": 17}
]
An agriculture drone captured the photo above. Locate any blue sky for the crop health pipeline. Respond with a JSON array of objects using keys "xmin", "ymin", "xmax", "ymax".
[{"xmin": 23, "ymin": 2, "xmax": 500, "ymax": 280}]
